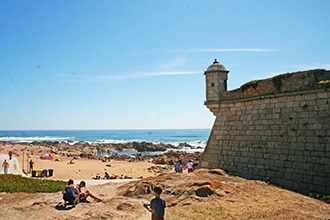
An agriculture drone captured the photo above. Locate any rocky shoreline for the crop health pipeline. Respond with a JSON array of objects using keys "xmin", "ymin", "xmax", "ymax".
[{"xmin": 0, "ymin": 140, "xmax": 203, "ymax": 168}]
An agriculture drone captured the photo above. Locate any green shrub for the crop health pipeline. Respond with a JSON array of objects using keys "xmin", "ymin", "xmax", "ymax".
[{"xmin": 0, "ymin": 174, "xmax": 66, "ymax": 193}]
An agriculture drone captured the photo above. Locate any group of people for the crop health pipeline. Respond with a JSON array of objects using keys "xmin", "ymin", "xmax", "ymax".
[
  {"xmin": 2, "ymin": 151, "xmax": 13, "ymax": 174},
  {"xmin": 62, "ymin": 179, "xmax": 166, "ymax": 220},
  {"xmin": 62, "ymin": 179, "xmax": 103, "ymax": 207},
  {"xmin": 175, "ymin": 153, "xmax": 194, "ymax": 174},
  {"xmin": 93, "ymin": 172, "xmax": 128, "ymax": 180},
  {"xmin": 1, "ymin": 150, "xmax": 36, "ymax": 174},
  {"xmin": 175, "ymin": 159, "xmax": 194, "ymax": 174}
]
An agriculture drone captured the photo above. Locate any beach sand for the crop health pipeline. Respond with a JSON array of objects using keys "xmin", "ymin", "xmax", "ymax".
[
  {"xmin": 0, "ymin": 142, "xmax": 170, "ymax": 181},
  {"xmin": 27, "ymin": 156, "xmax": 161, "ymax": 180}
]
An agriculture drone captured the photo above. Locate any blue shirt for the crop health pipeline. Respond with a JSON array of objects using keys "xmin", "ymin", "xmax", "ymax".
[{"xmin": 150, "ymin": 197, "xmax": 166, "ymax": 218}]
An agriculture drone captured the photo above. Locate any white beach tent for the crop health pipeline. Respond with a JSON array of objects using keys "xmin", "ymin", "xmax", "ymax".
[{"xmin": 0, "ymin": 154, "xmax": 26, "ymax": 176}]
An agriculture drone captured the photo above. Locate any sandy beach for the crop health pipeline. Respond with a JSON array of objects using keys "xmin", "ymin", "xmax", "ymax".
[
  {"xmin": 0, "ymin": 141, "xmax": 171, "ymax": 181},
  {"xmin": 26, "ymin": 156, "xmax": 163, "ymax": 180}
]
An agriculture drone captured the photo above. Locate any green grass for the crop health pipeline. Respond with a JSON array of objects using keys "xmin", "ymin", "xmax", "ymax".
[{"xmin": 0, "ymin": 174, "xmax": 66, "ymax": 193}]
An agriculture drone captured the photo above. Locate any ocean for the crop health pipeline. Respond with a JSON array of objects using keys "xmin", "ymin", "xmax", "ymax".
[{"xmin": 0, "ymin": 129, "xmax": 211, "ymax": 151}]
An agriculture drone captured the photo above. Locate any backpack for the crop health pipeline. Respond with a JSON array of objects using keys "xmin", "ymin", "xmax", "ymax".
[{"xmin": 63, "ymin": 186, "xmax": 77, "ymax": 203}]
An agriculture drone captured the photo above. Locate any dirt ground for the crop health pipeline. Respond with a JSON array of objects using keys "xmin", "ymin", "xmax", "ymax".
[{"xmin": 0, "ymin": 170, "xmax": 329, "ymax": 220}]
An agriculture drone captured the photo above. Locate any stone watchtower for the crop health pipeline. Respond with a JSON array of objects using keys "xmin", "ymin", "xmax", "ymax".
[{"xmin": 204, "ymin": 59, "xmax": 229, "ymax": 114}]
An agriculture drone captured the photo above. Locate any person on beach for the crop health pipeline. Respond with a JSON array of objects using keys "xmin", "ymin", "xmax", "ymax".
[
  {"xmin": 69, "ymin": 158, "xmax": 75, "ymax": 164},
  {"xmin": 93, "ymin": 173, "xmax": 101, "ymax": 179},
  {"xmin": 9, "ymin": 151, "xmax": 12, "ymax": 160},
  {"xmin": 29, "ymin": 160, "xmax": 35, "ymax": 172},
  {"xmin": 174, "ymin": 160, "xmax": 182, "ymax": 173},
  {"xmin": 62, "ymin": 179, "xmax": 80, "ymax": 206},
  {"xmin": 187, "ymin": 160, "xmax": 193, "ymax": 173},
  {"xmin": 77, "ymin": 181, "xmax": 103, "ymax": 202},
  {"xmin": 179, "ymin": 153, "xmax": 184, "ymax": 161},
  {"xmin": 2, "ymin": 159, "xmax": 9, "ymax": 174},
  {"xmin": 143, "ymin": 186, "xmax": 166, "ymax": 220},
  {"xmin": 104, "ymin": 172, "xmax": 110, "ymax": 179}
]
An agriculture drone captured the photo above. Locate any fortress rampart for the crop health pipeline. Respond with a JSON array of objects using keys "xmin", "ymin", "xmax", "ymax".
[{"xmin": 200, "ymin": 63, "xmax": 330, "ymax": 196}]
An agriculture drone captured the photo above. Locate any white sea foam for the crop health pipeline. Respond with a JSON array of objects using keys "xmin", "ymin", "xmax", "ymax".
[
  {"xmin": 95, "ymin": 139, "xmax": 206, "ymax": 148},
  {"xmin": 0, "ymin": 136, "xmax": 207, "ymax": 150},
  {"xmin": 97, "ymin": 139, "xmax": 136, "ymax": 144},
  {"xmin": 0, "ymin": 136, "xmax": 71, "ymax": 143}
]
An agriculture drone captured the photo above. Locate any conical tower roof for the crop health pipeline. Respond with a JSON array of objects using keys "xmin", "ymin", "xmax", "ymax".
[{"xmin": 206, "ymin": 59, "xmax": 227, "ymax": 71}]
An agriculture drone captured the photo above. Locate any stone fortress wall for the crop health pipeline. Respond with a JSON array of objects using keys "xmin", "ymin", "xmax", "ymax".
[{"xmin": 200, "ymin": 64, "xmax": 330, "ymax": 196}]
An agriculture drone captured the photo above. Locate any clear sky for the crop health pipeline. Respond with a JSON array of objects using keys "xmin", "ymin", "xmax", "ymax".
[{"xmin": 1, "ymin": 1, "xmax": 329, "ymax": 130}]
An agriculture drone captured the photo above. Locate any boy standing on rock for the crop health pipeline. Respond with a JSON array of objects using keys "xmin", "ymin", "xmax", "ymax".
[{"xmin": 143, "ymin": 186, "xmax": 166, "ymax": 220}]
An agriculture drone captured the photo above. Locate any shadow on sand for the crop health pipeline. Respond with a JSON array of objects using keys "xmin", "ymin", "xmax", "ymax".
[{"xmin": 55, "ymin": 202, "xmax": 76, "ymax": 211}]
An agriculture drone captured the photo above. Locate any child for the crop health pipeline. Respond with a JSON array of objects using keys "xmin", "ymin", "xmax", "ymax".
[
  {"xmin": 143, "ymin": 186, "xmax": 166, "ymax": 220},
  {"xmin": 187, "ymin": 160, "xmax": 193, "ymax": 173},
  {"xmin": 174, "ymin": 160, "xmax": 182, "ymax": 173}
]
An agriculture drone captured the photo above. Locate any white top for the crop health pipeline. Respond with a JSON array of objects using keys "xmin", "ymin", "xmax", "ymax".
[{"xmin": 187, "ymin": 161, "xmax": 193, "ymax": 169}]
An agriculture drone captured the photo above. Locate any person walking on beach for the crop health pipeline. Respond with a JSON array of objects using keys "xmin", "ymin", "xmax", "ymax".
[
  {"xmin": 2, "ymin": 160, "xmax": 9, "ymax": 174},
  {"xmin": 175, "ymin": 160, "xmax": 182, "ymax": 173},
  {"xmin": 187, "ymin": 160, "xmax": 193, "ymax": 173},
  {"xmin": 29, "ymin": 160, "xmax": 35, "ymax": 172},
  {"xmin": 143, "ymin": 186, "xmax": 166, "ymax": 220},
  {"xmin": 9, "ymin": 151, "xmax": 12, "ymax": 160}
]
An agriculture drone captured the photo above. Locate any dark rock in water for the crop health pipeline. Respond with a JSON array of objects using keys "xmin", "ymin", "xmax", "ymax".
[
  {"xmin": 178, "ymin": 142, "xmax": 193, "ymax": 148},
  {"xmin": 14, "ymin": 140, "xmax": 204, "ymax": 168},
  {"xmin": 132, "ymin": 142, "xmax": 168, "ymax": 152}
]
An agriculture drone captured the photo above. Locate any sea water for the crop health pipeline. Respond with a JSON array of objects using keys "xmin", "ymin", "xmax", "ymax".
[{"xmin": 0, "ymin": 129, "xmax": 211, "ymax": 153}]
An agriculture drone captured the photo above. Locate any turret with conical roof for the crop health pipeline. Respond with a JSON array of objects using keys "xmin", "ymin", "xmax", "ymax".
[{"xmin": 204, "ymin": 59, "xmax": 229, "ymax": 112}]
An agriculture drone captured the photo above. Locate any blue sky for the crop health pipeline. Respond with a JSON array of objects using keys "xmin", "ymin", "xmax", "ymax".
[{"xmin": 1, "ymin": 1, "xmax": 329, "ymax": 130}]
